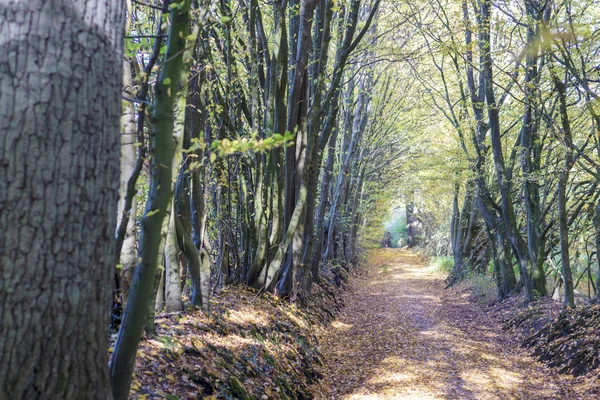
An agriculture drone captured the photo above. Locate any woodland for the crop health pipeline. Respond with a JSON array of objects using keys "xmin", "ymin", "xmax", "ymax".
[{"xmin": 1, "ymin": 0, "xmax": 600, "ymax": 399}]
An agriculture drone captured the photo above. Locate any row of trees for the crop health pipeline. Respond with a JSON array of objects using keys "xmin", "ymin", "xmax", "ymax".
[
  {"xmin": 1, "ymin": 0, "xmax": 409, "ymax": 399},
  {"xmin": 110, "ymin": 0, "xmax": 419, "ymax": 397},
  {"xmin": 402, "ymin": 0, "xmax": 600, "ymax": 307}
]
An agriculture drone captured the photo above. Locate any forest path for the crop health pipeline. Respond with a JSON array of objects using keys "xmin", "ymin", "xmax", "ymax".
[{"xmin": 313, "ymin": 248, "xmax": 574, "ymax": 399}]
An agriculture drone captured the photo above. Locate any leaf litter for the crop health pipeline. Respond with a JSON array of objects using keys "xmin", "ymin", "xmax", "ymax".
[
  {"xmin": 112, "ymin": 249, "xmax": 599, "ymax": 399},
  {"xmin": 109, "ymin": 276, "xmax": 344, "ymax": 399},
  {"xmin": 311, "ymin": 248, "xmax": 597, "ymax": 399}
]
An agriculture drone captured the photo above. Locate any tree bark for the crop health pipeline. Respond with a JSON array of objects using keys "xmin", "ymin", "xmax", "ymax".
[
  {"xmin": 479, "ymin": 0, "xmax": 535, "ymax": 302},
  {"xmin": 554, "ymin": 74, "xmax": 576, "ymax": 308},
  {"xmin": 594, "ymin": 199, "xmax": 600, "ymax": 302},
  {"xmin": 165, "ymin": 198, "xmax": 183, "ymax": 312},
  {"xmin": 0, "ymin": 1, "xmax": 124, "ymax": 398},
  {"xmin": 109, "ymin": 2, "xmax": 191, "ymax": 398},
  {"xmin": 118, "ymin": 1, "xmax": 139, "ymax": 305}
]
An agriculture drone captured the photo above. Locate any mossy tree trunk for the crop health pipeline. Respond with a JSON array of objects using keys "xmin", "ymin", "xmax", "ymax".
[{"xmin": 108, "ymin": 2, "xmax": 192, "ymax": 399}]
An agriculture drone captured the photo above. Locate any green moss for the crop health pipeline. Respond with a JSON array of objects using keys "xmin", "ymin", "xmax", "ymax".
[{"xmin": 228, "ymin": 376, "xmax": 251, "ymax": 400}]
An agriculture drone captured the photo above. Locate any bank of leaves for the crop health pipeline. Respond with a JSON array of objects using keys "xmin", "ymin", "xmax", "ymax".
[
  {"xmin": 503, "ymin": 300, "xmax": 600, "ymax": 381},
  {"xmin": 111, "ymin": 275, "xmax": 344, "ymax": 400},
  {"xmin": 521, "ymin": 305, "xmax": 600, "ymax": 377}
]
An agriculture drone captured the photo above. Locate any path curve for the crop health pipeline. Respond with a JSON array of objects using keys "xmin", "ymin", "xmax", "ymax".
[{"xmin": 313, "ymin": 249, "xmax": 575, "ymax": 399}]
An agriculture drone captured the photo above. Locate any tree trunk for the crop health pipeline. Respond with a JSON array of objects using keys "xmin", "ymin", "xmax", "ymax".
[
  {"xmin": 520, "ymin": 0, "xmax": 547, "ymax": 298},
  {"xmin": 480, "ymin": 0, "xmax": 535, "ymax": 302},
  {"xmin": 450, "ymin": 181, "xmax": 476, "ymax": 283},
  {"xmin": 165, "ymin": 199, "xmax": 183, "ymax": 312},
  {"xmin": 109, "ymin": 2, "xmax": 191, "ymax": 399},
  {"xmin": 0, "ymin": 2, "xmax": 124, "ymax": 399},
  {"xmin": 311, "ymin": 124, "xmax": 339, "ymax": 280},
  {"xmin": 118, "ymin": 56, "xmax": 139, "ymax": 304},
  {"xmin": 155, "ymin": 266, "xmax": 165, "ymax": 311},
  {"xmin": 175, "ymin": 175, "xmax": 210, "ymax": 310},
  {"xmin": 554, "ymin": 75, "xmax": 576, "ymax": 308},
  {"xmin": 594, "ymin": 199, "xmax": 600, "ymax": 302}
]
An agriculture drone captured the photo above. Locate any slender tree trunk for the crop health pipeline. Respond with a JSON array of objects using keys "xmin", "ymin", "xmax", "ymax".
[
  {"xmin": 145, "ymin": 250, "xmax": 165, "ymax": 336},
  {"xmin": 0, "ymin": 2, "xmax": 124, "ymax": 399},
  {"xmin": 109, "ymin": 3, "xmax": 191, "ymax": 398},
  {"xmin": 119, "ymin": 57, "xmax": 140, "ymax": 304},
  {"xmin": 255, "ymin": 186, "xmax": 308, "ymax": 290},
  {"xmin": 554, "ymin": 75, "xmax": 576, "ymax": 308},
  {"xmin": 165, "ymin": 199, "xmax": 183, "ymax": 312},
  {"xmin": 155, "ymin": 266, "xmax": 165, "ymax": 311},
  {"xmin": 175, "ymin": 171, "xmax": 209, "ymax": 309},
  {"xmin": 145, "ymin": 194, "xmax": 173, "ymax": 335},
  {"xmin": 190, "ymin": 168, "xmax": 210, "ymax": 308},
  {"xmin": 450, "ymin": 181, "xmax": 476, "ymax": 283},
  {"xmin": 594, "ymin": 199, "xmax": 600, "ymax": 302},
  {"xmin": 480, "ymin": 0, "xmax": 535, "ymax": 302},
  {"xmin": 312, "ymin": 125, "xmax": 339, "ymax": 280}
]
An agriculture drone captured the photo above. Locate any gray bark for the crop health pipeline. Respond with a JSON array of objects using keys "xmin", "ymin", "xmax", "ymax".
[
  {"xmin": 479, "ymin": 0, "xmax": 534, "ymax": 302},
  {"xmin": 118, "ymin": 57, "xmax": 139, "ymax": 304},
  {"xmin": 554, "ymin": 75, "xmax": 576, "ymax": 308},
  {"xmin": 165, "ymin": 199, "xmax": 183, "ymax": 312},
  {"xmin": 594, "ymin": 199, "xmax": 600, "ymax": 301},
  {"xmin": 0, "ymin": 1, "xmax": 124, "ymax": 399}
]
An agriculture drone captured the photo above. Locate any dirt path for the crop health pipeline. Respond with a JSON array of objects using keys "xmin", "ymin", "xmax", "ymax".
[{"xmin": 313, "ymin": 249, "xmax": 576, "ymax": 399}]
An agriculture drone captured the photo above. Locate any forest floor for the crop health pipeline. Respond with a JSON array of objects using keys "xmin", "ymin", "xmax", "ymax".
[{"xmin": 311, "ymin": 248, "xmax": 594, "ymax": 400}]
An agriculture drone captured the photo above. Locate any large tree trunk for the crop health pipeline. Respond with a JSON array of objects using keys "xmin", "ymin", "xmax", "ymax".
[
  {"xmin": 277, "ymin": 0, "xmax": 319, "ymax": 296},
  {"xmin": 0, "ymin": 2, "xmax": 124, "ymax": 399}
]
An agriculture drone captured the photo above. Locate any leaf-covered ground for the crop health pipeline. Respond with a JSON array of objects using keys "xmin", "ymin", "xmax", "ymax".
[
  {"xmin": 312, "ymin": 248, "xmax": 596, "ymax": 399},
  {"xmin": 118, "ymin": 249, "xmax": 599, "ymax": 399},
  {"xmin": 112, "ymin": 278, "xmax": 344, "ymax": 399}
]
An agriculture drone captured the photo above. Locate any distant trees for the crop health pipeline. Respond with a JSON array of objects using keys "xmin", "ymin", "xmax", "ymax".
[{"xmin": 0, "ymin": 1, "xmax": 125, "ymax": 399}]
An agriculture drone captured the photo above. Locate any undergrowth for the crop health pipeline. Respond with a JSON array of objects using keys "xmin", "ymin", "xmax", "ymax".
[
  {"xmin": 428, "ymin": 256, "xmax": 454, "ymax": 274},
  {"xmin": 466, "ymin": 274, "xmax": 497, "ymax": 304}
]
